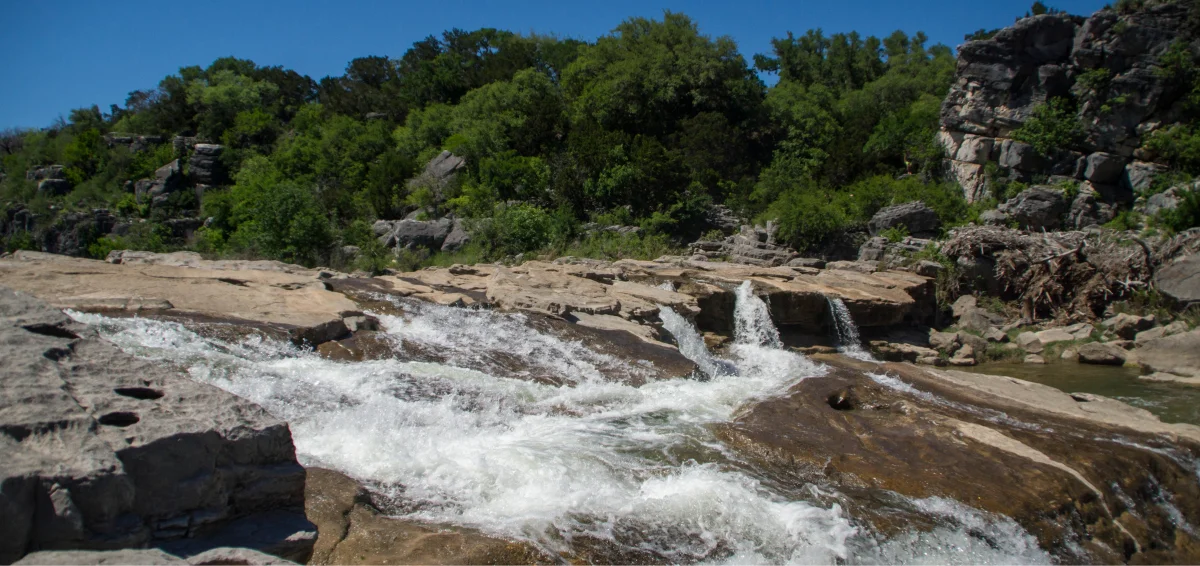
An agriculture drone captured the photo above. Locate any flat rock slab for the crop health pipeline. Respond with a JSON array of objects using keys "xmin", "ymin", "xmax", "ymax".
[{"xmin": 0, "ymin": 251, "xmax": 356, "ymax": 332}]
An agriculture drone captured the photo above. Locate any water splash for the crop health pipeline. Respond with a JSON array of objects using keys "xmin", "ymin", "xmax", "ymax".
[
  {"xmin": 826, "ymin": 297, "xmax": 877, "ymax": 362},
  {"xmin": 67, "ymin": 302, "xmax": 1052, "ymax": 564},
  {"xmin": 734, "ymin": 281, "xmax": 781, "ymax": 348},
  {"xmin": 659, "ymin": 306, "xmax": 736, "ymax": 379}
]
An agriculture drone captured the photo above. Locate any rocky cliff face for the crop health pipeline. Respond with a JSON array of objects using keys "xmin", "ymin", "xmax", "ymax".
[{"xmin": 940, "ymin": 2, "xmax": 1197, "ymax": 202}]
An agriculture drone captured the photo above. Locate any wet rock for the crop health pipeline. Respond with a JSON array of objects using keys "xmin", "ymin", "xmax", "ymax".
[
  {"xmin": 0, "ymin": 288, "xmax": 312, "ymax": 563},
  {"xmin": 718, "ymin": 357, "xmax": 1200, "ymax": 563},
  {"xmin": 1076, "ymin": 342, "xmax": 1126, "ymax": 365},
  {"xmin": 867, "ymin": 202, "xmax": 942, "ymax": 238},
  {"xmin": 304, "ymin": 468, "xmax": 551, "ymax": 565}
]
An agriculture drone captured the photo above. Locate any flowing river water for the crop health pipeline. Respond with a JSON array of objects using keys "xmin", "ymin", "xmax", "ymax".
[{"xmin": 67, "ymin": 283, "xmax": 1054, "ymax": 564}]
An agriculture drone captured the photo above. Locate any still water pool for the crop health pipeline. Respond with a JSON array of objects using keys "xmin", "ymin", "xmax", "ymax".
[{"xmin": 973, "ymin": 362, "xmax": 1200, "ymax": 426}]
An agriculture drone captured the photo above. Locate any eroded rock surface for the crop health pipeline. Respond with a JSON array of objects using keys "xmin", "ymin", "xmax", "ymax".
[
  {"xmin": 0, "ymin": 288, "xmax": 313, "ymax": 564},
  {"xmin": 717, "ymin": 356, "xmax": 1200, "ymax": 563}
]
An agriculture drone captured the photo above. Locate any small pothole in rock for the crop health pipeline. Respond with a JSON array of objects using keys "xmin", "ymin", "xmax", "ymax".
[
  {"xmin": 114, "ymin": 387, "xmax": 165, "ymax": 400},
  {"xmin": 23, "ymin": 323, "xmax": 79, "ymax": 339},
  {"xmin": 99, "ymin": 412, "xmax": 140, "ymax": 427},
  {"xmin": 827, "ymin": 389, "xmax": 858, "ymax": 411}
]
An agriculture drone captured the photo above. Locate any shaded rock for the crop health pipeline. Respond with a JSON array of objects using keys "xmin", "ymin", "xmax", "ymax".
[
  {"xmin": 37, "ymin": 178, "xmax": 73, "ymax": 196},
  {"xmin": 376, "ymin": 218, "xmax": 453, "ymax": 251},
  {"xmin": 1077, "ymin": 342, "xmax": 1126, "ymax": 365},
  {"xmin": 979, "ymin": 209, "xmax": 1010, "ymax": 226},
  {"xmin": 867, "ymin": 201, "xmax": 942, "ymax": 238},
  {"xmin": 0, "ymin": 287, "xmax": 312, "ymax": 563},
  {"xmin": 914, "ymin": 260, "xmax": 943, "ymax": 277},
  {"xmin": 1123, "ymin": 161, "xmax": 1165, "ymax": 193},
  {"xmin": 1101, "ymin": 312, "xmax": 1155, "ymax": 339},
  {"xmin": 1004, "ymin": 187, "xmax": 1067, "ymax": 230},
  {"xmin": 440, "ymin": 219, "xmax": 471, "ymax": 252},
  {"xmin": 188, "ymin": 144, "xmax": 225, "ymax": 186},
  {"xmin": 1083, "ymin": 152, "xmax": 1127, "ymax": 184},
  {"xmin": 787, "ymin": 257, "xmax": 826, "ymax": 269},
  {"xmin": 997, "ymin": 140, "xmax": 1042, "ymax": 172}
]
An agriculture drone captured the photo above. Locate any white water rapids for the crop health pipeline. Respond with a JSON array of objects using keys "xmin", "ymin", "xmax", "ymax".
[{"xmin": 68, "ymin": 284, "xmax": 1050, "ymax": 564}]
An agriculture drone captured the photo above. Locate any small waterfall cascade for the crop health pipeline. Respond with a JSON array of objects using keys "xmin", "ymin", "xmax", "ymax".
[
  {"xmin": 659, "ymin": 307, "xmax": 736, "ymax": 379},
  {"xmin": 826, "ymin": 297, "xmax": 877, "ymax": 362},
  {"xmin": 734, "ymin": 281, "xmax": 782, "ymax": 348},
  {"xmin": 64, "ymin": 292, "xmax": 1053, "ymax": 565}
]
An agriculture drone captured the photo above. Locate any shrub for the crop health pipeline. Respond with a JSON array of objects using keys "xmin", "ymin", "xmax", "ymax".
[
  {"xmin": 1157, "ymin": 187, "xmax": 1200, "ymax": 232},
  {"xmin": 490, "ymin": 203, "xmax": 553, "ymax": 256},
  {"xmin": 1144, "ymin": 125, "xmax": 1200, "ymax": 174},
  {"xmin": 1011, "ymin": 98, "xmax": 1084, "ymax": 155},
  {"xmin": 881, "ymin": 225, "xmax": 909, "ymax": 243}
]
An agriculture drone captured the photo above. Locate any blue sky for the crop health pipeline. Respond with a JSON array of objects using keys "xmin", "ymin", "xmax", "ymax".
[{"xmin": 0, "ymin": 0, "xmax": 1110, "ymax": 129}]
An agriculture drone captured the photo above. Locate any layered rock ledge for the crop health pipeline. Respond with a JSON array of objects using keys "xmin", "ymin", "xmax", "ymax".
[{"xmin": 0, "ymin": 287, "xmax": 314, "ymax": 564}]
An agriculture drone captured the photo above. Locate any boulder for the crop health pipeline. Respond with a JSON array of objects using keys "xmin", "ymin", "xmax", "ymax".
[
  {"xmin": 1035, "ymin": 328, "xmax": 1076, "ymax": 345},
  {"xmin": 1017, "ymin": 331, "xmax": 1043, "ymax": 353},
  {"xmin": 0, "ymin": 287, "xmax": 313, "ymax": 563},
  {"xmin": 15, "ymin": 548, "xmax": 293, "ymax": 565},
  {"xmin": 867, "ymin": 201, "xmax": 942, "ymax": 238},
  {"xmin": 1083, "ymin": 152, "xmax": 1128, "ymax": 184},
  {"xmin": 979, "ymin": 209, "xmax": 1010, "ymax": 226},
  {"xmin": 997, "ymin": 140, "xmax": 1042, "ymax": 172},
  {"xmin": 439, "ymin": 219, "xmax": 471, "ymax": 252},
  {"xmin": 1005, "ymin": 187, "xmax": 1067, "ymax": 230},
  {"xmin": 1154, "ymin": 255, "xmax": 1200, "ymax": 305},
  {"xmin": 1136, "ymin": 329, "xmax": 1200, "ymax": 378},
  {"xmin": 1066, "ymin": 189, "xmax": 1116, "ymax": 229},
  {"xmin": 1145, "ymin": 186, "xmax": 1184, "ymax": 216},
  {"xmin": 1024, "ymin": 354, "xmax": 1046, "ymax": 364},
  {"xmin": 1123, "ymin": 161, "xmax": 1165, "ymax": 193},
  {"xmin": 1101, "ymin": 312, "xmax": 1156, "ymax": 339},
  {"xmin": 376, "ymin": 218, "xmax": 454, "ymax": 251},
  {"xmin": 1076, "ymin": 342, "xmax": 1126, "ymax": 365},
  {"xmin": 37, "ymin": 178, "xmax": 73, "ymax": 196},
  {"xmin": 406, "ymin": 151, "xmax": 466, "ymax": 195},
  {"xmin": 1134, "ymin": 321, "xmax": 1188, "ymax": 345}
]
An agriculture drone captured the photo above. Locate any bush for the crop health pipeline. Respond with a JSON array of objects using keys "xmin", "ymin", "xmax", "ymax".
[
  {"xmin": 490, "ymin": 203, "xmax": 554, "ymax": 256},
  {"xmin": 1157, "ymin": 188, "xmax": 1200, "ymax": 232},
  {"xmin": 1011, "ymin": 98, "xmax": 1084, "ymax": 155},
  {"xmin": 1144, "ymin": 125, "xmax": 1200, "ymax": 174}
]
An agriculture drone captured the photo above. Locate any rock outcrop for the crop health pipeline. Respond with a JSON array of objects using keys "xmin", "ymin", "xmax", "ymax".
[
  {"xmin": 0, "ymin": 287, "xmax": 314, "ymax": 563},
  {"xmin": 406, "ymin": 150, "xmax": 465, "ymax": 196},
  {"xmin": 940, "ymin": 3, "xmax": 1197, "ymax": 202},
  {"xmin": 718, "ymin": 356, "xmax": 1200, "ymax": 563},
  {"xmin": 188, "ymin": 144, "xmax": 226, "ymax": 186},
  {"xmin": 689, "ymin": 223, "xmax": 802, "ymax": 266}
]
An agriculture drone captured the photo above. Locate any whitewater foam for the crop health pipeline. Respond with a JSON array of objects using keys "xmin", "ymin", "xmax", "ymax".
[
  {"xmin": 826, "ymin": 297, "xmax": 878, "ymax": 362},
  {"xmin": 67, "ymin": 294, "xmax": 1051, "ymax": 564}
]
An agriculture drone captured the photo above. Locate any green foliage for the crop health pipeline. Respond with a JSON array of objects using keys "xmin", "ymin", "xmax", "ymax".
[
  {"xmin": 769, "ymin": 175, "xmax": 966, "ymax": 251},
  {"xmin": 1115, "ymin": 0, "xmax": 1146, "ymax": 14},
  {"xmin": 487, "ymin": 202, "xmax": 555, "ymax": 256},
  {"xmin": 1011, "ymin": 98, "xmax": 1084, "ymax": 155},
  {"xmin": 1157, "ymin": 187, "xmax": 1200, "ymax": 232},
  {"xmin": 1144, "ymin": 125, "xmax": 1200, "ymax": 174},
  {"xmin": 1104, "ymin": 209, "xmax": 1143, "ymax": 231},
  {"xmin": 1076, "ymin": 68, "xmax": 1112, "ymax": 94},
  {"xmin": 881, "ymin": 225, "xmax": 909, "ymax": 243}
]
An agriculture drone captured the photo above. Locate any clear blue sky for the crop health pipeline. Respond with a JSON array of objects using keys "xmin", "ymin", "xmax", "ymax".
[{"xmin": 0, "ymin": 0, "xmax": 1110, "ymax": 130}]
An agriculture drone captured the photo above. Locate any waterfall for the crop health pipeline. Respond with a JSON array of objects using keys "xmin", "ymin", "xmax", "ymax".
[
  {"xmin": 65, "ymin": 299, "xmax": 1051, "ymax": 565},
  {"xmin": 734, "ymin": 281, "xmax": 782, "ymax": 348},
  {"xmin": 826, "ymin": 297, "xmax": 877, "ymax": 362},
  {"xmin": 658, "ymin": 306, "xmax": 735, "ymax": 379}
]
